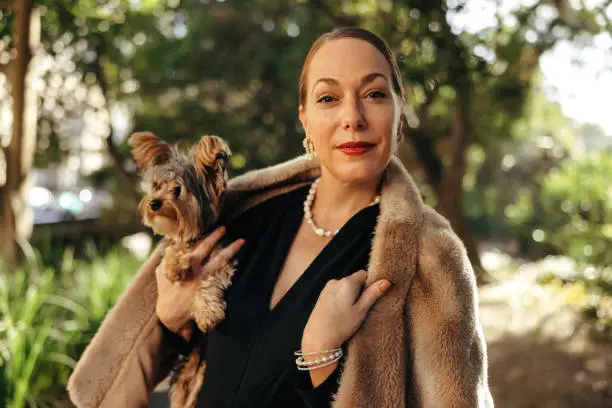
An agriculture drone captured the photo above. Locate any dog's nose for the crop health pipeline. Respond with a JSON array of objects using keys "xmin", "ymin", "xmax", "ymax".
[{"xmin": 149, "ymin": 199, "xmax": 162, "ymax": 211}]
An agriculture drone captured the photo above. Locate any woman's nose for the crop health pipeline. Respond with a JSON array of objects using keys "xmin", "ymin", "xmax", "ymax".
[{"xmin": 342, "ymin": 97, "xmax": 367, "ymax": 131}]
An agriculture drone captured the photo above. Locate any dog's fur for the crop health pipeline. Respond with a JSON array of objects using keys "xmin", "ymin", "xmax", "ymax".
[
  {"xmin": 129, "ymin": 132, "xmax": 235, "ymax": 406},
  {"xmin": 67, "ymin": 154, "xmax": 494, "ymax": 407}
]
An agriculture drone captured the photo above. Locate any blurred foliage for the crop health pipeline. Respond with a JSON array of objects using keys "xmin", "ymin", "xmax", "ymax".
[
  {"xmin": 0, "ymin": 1, "xmax": 609, "ymax": 281},
  {"xmin": 0, "ymin": 0, "xmax": 608, "ymax": 172},
  {"xmin": 463, "ymin": 79, "xmax": 612, "ymax": 269},
  {"xmin": 464, "ymin": 82, "xmax": 574, "ymax": 237},
  {"xmin": 0, "ymin": 247, "xmax": 141, "ymax": 408},
  {"xmin": 537, "ymin": 152, "xmax": 612, "ymax": 266},
  {"xmin": 536, "ymin": 258, "xmax": 612, "ymax": 335}
]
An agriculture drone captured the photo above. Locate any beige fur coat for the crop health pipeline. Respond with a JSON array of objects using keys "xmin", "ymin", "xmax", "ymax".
[{"xmin": 67, "ymin": 154, "xmax": 494, "ymax": 407}]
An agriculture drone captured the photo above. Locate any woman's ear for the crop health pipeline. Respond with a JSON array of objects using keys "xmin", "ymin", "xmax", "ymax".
[{"xmin": 298, "ymin": 105, "xmax": 307, "ymax": 133}]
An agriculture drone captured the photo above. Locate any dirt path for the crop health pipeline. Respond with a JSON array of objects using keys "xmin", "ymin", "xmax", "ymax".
[{"xmin": 479, "ymin": 252, "xmax": 612, "ymax": 407}]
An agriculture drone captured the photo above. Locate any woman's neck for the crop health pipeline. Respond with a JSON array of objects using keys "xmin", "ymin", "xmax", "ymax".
[{"xmin": 309, "ymin": 170, "xmax": 382, "ymax": 234}]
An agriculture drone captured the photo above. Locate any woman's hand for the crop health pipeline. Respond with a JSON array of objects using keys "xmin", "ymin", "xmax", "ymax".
[
  {"xmin": 300, "ymin": 269, "xmax": 391, "ymax": 387},
  {"xmin": 155, "ymin": 226, "xmax": 245, "ymax": 341},
  {"xmin": 302, "ymin": 269, "xmax": 391, "ymax": 350}
]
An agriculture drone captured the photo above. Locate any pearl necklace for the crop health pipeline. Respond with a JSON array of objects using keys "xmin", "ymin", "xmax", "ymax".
[{"xmin": 303, "ymin": 178, "xmax": 381, "ymax": 237}]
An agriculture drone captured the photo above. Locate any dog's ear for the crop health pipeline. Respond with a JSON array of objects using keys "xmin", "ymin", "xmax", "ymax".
[
  {"xmin": 192, "ymin": 135, "xmax": 231, "ymax": 175},
  {"xmin": 128, "ymin": 132, "xmax": 171, "ymax": 169},
  {"xmin": 193, "ymin": 135, "xmax": 231, "ymax": 206}
]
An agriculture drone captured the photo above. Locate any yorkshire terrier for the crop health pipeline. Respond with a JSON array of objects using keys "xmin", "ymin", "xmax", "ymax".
[{"xmin": 129, "ymin": 131, "xmax": 235, "ymax": 407}]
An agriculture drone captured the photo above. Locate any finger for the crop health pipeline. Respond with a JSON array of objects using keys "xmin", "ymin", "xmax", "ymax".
[
  {"xmin": 155, "ymin": 264, "xmax": 176, "ymax": 287},
  {"xmin": 201, "ymin": 238, "xmax": 245, "ymax": 276},
  {"xmin": 190, "ymin": 226, "xmax": 226, "ymax": 264},
  {"xmin": 353, "ymin": 279, "xmax": 391, "ymax": 314},
  {"xmin": 343, "ymin": 269, "xmax": 368, "ymax": 287}
]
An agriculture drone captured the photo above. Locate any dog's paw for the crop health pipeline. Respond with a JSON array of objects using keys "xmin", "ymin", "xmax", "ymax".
[
  {"xmin": 176, "ymin": 254, "xmax": 192, "ymax": 280},
  {"xmin": 163, "ymin": 267, "xmax": 184, "ymax": 283},
  {"xmin": 162, "ymin": 249, "xmax": 193, "ymax": 281},
  {"xmin": 194, "ymin": 306, "xmax": 226, "ymax": 333},
  {"xmin": 192, "ymin": 284, "xmax": 227, "ymax": 332},
  {"xmin": 179, "ymin": 253, "xmax": 191, "ymax": 270}
]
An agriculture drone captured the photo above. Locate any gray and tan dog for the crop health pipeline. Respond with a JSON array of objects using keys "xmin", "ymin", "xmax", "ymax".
[{"xmin": 129, "ymin": 131, "xmax": 235, "ymax": 407}]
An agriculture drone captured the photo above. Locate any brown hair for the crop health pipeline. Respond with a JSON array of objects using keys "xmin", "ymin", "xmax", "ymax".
[
  {"xmin": 299, "ymin": 27, "xmax": 405, "ymax": 104},
  {"xmin": 298, "ymin": 27, "xmax": 406, "ymax": 138}
]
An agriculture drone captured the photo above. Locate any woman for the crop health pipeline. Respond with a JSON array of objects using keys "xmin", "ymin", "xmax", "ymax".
[{"xmin": 68, "ymin": 27, "xmax": 494, "ymax": 407}]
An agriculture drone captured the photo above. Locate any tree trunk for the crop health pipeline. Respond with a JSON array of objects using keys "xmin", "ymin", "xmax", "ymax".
[
  {"xmin": 403, "ymin": 5, "xmax": 490, "ymax": 284},
  {"xmin": 434, "ymin": 107, "xmax": 487, "ymax": 283},
  {"xmin": 0, "ymin": 0, "xmax": 39, "ymax": 267}
]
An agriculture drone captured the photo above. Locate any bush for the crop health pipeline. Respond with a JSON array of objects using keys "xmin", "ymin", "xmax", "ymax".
[
  {"xmin": 535, "ymin": 258, "xmax": 612, "ymax": 334},
  {"xmin": 538, "ymin": 152, "xmax": 612, "ymax": 267},
  {"xmin": 0, "ymin": 248, "xmax": 142, "ymax": 408},
  {"xmin": 502, "ymin": 152, "xmax": 612, "ymax": 332},
  {"xmin": 504, "ymin": 151, "xmax": 612, "ymax": 268}
]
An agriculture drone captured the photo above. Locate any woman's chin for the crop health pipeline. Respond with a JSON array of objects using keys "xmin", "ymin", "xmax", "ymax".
[{"xmin": 331, "ymin": 162, "xmax": 384, "ymax": 185}]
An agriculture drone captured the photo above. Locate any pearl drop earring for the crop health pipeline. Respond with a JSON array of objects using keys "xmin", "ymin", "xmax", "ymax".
[{"xmin": 302, "ymin": 137, "xmax": 315, "ymax": 160}]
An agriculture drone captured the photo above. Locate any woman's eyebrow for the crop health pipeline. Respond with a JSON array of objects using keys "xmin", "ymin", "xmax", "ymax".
[
  {"xmin": 361, "ymin": 72, "xmax": 388, "ymax": 86},
  {"xmin": 312, "ymin": 77, "xmax": 339, "ymax": 89},
  {"xmin": 312, "ymin": 73, "xmax": 388, "ymax": 91},
  {"xmin": 310, "ymin": 72, "xmax": 388, "ymax": 98},
  {"xmin": 310, "ymin": 77, "xmax": 338, "ymax": 99}
]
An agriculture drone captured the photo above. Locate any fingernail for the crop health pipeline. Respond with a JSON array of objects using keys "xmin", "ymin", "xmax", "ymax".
[{"xmin": 379, "ymin": 280, "xmax": 391, "ymax": 292}]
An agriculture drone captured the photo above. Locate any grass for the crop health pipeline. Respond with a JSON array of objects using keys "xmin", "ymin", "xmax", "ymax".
[{"xmin": 0, "ymin": 247, "xmax": 142, "ymax": 408}]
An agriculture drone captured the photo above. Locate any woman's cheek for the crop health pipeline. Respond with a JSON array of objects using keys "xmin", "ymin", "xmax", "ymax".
[
  {"xmin": 380, "ymin": 109, "xmax": 398, "ymax": 142},
  {"xmin": 310, "ymin": 115, "xmax": 337, "ymax": 149}
]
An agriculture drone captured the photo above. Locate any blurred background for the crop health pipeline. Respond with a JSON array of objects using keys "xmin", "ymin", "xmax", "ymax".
[{"xmin": 0, "ymin": 0, "xmax": 611, "ymax": 407}]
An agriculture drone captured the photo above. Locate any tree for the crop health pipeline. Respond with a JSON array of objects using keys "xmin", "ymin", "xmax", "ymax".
[
  {"xmin": 362, "ymin": 0, "xmax": 610, "ymax": 280},
  {"xmin": 0, "ymin": 0, "xmax": 39, "ymax": 267},
  {"xmin": 1, "ymin": 0, "xmax": 609, "ymax": 277}
]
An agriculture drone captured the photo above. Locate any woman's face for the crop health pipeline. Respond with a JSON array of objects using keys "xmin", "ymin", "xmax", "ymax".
[{"xmin": 299, "ymin": 37, "xmax": 401, "ymax": 186}]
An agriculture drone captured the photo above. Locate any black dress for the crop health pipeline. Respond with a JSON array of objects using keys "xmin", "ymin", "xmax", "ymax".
[{"xmin": 163, "ymin": 184, "xmax": 380, "ymax": 408}]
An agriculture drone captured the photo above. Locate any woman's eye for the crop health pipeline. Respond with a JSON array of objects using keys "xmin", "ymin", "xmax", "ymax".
[
  {"xmin": 367, "ymin": 90, "xmax": 387, "ymax": 99},
  {"xmin": 173, "ymin": 186, "xmax": 181, "ymax": 197},
  {"xmin": 317, "ymin": 95, "xmax": 336, "ymax": 104}
]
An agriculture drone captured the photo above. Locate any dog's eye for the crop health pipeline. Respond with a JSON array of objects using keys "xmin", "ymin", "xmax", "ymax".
[{"xmin": 173, "ymin": 186, "xmax": 181, "ymax": 197}]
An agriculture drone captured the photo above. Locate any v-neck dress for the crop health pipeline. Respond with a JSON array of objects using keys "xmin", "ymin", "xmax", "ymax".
[{"xmin": 176, "ymin": 184, "xmax": 379, "ymax": 408}]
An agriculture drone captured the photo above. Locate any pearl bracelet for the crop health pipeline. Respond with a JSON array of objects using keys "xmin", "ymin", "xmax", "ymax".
[
  {"xmin": 294, "ymin": 347, "xmax": 342, "ymax": 357},
  {"xmin": 294, "ymin": 348, "xmax": 343, "ymax": 371}
]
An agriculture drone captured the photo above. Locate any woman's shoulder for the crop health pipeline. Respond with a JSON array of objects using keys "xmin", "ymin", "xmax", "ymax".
[
  {"xmin": 236, "ymin": 184, "xmax": 309, "ymax": 217},
  {"xmin": 222, "ymin": 184, "xmax": 309, "ymax": 238},
  {"xmin": 418, "ymin": 206, "xmax": 462, "ymax": 251},
  {"xmin": 415, "ymin": 205, "xmax": 476, "ymax": 292}
]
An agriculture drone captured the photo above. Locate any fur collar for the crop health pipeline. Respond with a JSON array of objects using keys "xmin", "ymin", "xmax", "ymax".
[
  {"xmin": 67, "ymin": 153, "xmax": 492, "ymax": 408},
  {"xmin": 222, "ymin": 153, "xmax": 424, "ymax": 228},
  {"xmin": 220, "ymin": 154, "xmax": 426, "ymax": 407}
]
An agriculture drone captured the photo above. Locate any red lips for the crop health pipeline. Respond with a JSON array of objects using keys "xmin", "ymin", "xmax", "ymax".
[
  {"xmin": 336, "ymin": 141, "xmax": 374, "ymax": 156},
  {"xmin": 337, "ymin": 141, "xmax": 373, "ymax": 149}
]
